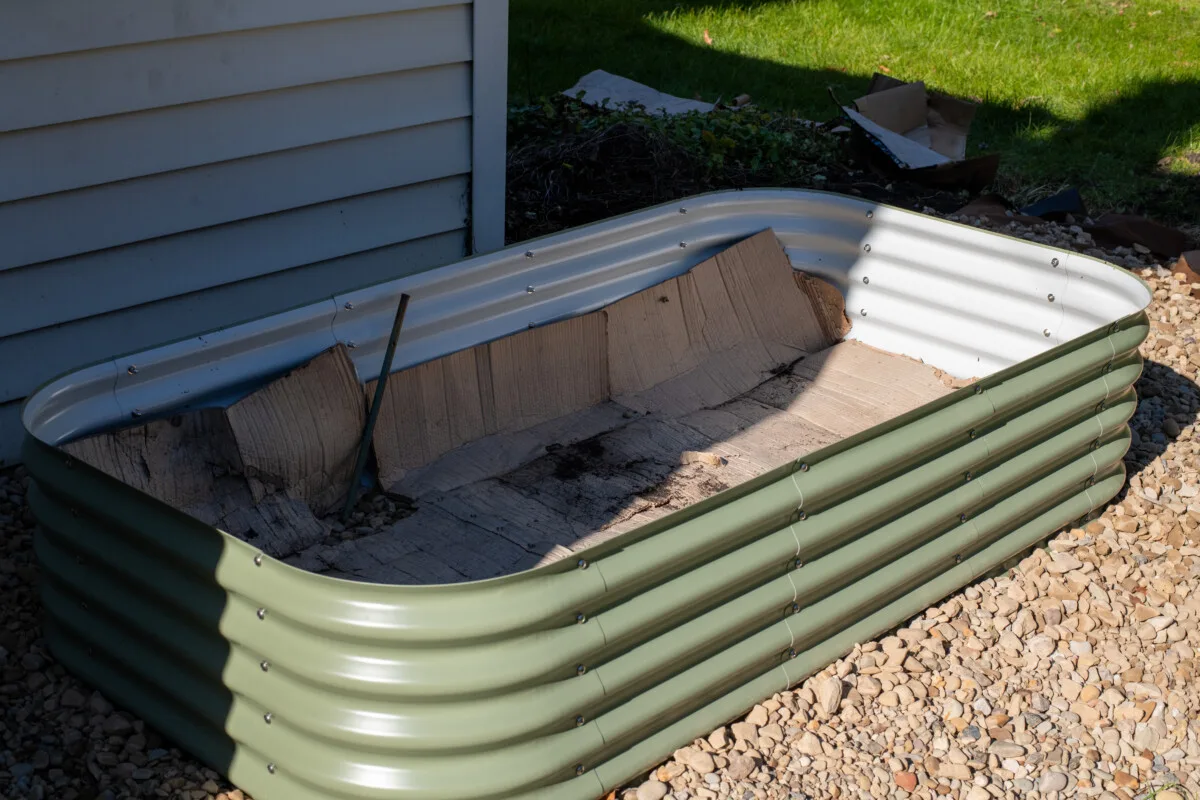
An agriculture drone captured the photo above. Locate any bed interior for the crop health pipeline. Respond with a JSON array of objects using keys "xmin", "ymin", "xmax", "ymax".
[{"xmin": 61, "ymin": 229, "xmax": 959, "ymax": 585}]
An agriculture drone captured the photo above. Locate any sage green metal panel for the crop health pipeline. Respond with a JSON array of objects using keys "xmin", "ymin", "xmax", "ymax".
[{"xmin": 21, "ymin": 297, "xmax": 1147, "ymax": 799}]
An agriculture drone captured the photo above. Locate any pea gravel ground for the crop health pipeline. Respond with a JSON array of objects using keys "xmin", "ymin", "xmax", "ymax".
[{"xmin": 2, "ymin": 215, "xmax": 1198, "ymax": 800}]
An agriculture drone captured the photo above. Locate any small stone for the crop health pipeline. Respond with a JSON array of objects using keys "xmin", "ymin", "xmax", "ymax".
[
  {"xmin": 966, "ymin": 788, "xmax": 990, "ymax": 800},
  {"xmin": 1113, "ymin": 771, "xmax": 1137, "ymax": 789},
  {"xmin": 858, "ymin": 676, "xmax": 882, "ymax": 697},
  {"xmin": 731, "ymin": 722, "xmax": 758, "ymax": 742},
  {"xmin": 989, "ymin": 742, "xmax": 1025, "ymax": 758},
  {"xmin": 796, "ymin": 731, "xmax": 824, "ymax": 757},
  {"xmin": 878, "ymin": 691, "xmax": 900, "ymax": 707},
  {"xmin": 726, "ymin": 755, "xmax": 757, "ymax": 781},
  {"xmin": 684, "ymin": 749, "xmax": 715, "ymax": 775},
  {"xmin": 638, "ymin": 780, "xmax": 670, "ymax": 800},
  {"xmin": 1028, "ymin": 635, "xmax": 1055, "ymax": 658},
  {"xmin": 708, "ymin": 728, "xmax": 728, "ymax": 750},
  {"xmin": 60, "ymin": 688, "xmax": 86, "ymax": 708},
  {"xmin": 894, "ymin": 772, "xmax": 918, "ymax": 793},
  {"xmin": 817, "ymin": 677, "xmax": 842, "ymax": 716},
  {"xmin": 1039, "ymin": 772, "xmax": 1069, "ymax": 792},
  {"xmin": 745, "ymin": 705, "xmax": 769, "ymax": 726}
]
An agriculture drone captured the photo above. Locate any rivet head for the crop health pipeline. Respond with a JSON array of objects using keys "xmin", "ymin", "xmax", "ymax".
[
  {"xmin": 575, "ymin": 764, "xmax": 586, "ymax": 776},
  {"xmin": 793, "ymin": 558, "xmax": 804, "ymax": 569},
  {"xmin": 253, "ymin": 554, "xmax": 263, "ymax": 567},
  {"xmin": 575, "ymin": 714, "xmax": 586, "ymax": 727},
  {"xmin": 955, "ymin": 554, "xmax": 963, "ymax": 564},
  {"xmin": 1091, "ymin": 439, "xmax": 1101, "ymax": 451},
  {"xmin": 257, "ymin": 608, "xmax": 268, "ymax": 620},
  {"xmin": 960, "ymin": 513, "xmax": 968, "ymax": 523},
  {"xmin": 679, "ymin": 242, "xmax": 687, "ymax": 248},
  {"xmin": 1087, "ymin": 476, "xmax": 1096, "ymax": 487},
  {"xmin": 131, "ymin": 409, "xmax": 142, "ymax": 418},
  {"xmin": 974, "ymin": 385, "xmax": 984, "ymax": 395},
  {"xmin": 862, "ymin": 276, "xmax": 870, "ymax": 285},
  {"xmin": 575, "ymin": 612, "xmax": 587, "ymax": 624},
  {"xmin": 788, "ymin": 648, "xmax": 798, "ymax": 658},
  {"xmin": 127, "ymin": 365, "xmax": 139, "ymax": 375},
  {"xmin": 797, "ymin": 510, "xmax": 808, "ymax": 521},
  {"xmin": 260, "ymin": 660, "xmax": 270, "ymax": 672},
  {"xmin": 346, "ymin": 341, "xmax": 357, "ymax": 349},
  {"xmin": 798, "ymin": 462, "xmax": 809, "ymax": 472},
  {"xmin": 866, "ymin": 210, "xmax": 874, "ymax": 219},
  {"xmin": 575, "ymin": 664, "xmax": 587, "ymax": 675},
  {"xmin": 964, "ymin": 471, "xmax": 973, "ymax": 481},
  {"xmin": 1102, "ymin": 364, "xmax": 1112, "ymax": 374},
  {"xmin": 679, "ymin": 207, "xmax": 688, "ymax": 214},
  {"xmin": 969, "ymin": 429, "xmax": 978, "ymax": 439},
  {"xmin": 343, "ymin": 301, "xmax": 354, "ymax": 310},
  {"xmin": 1097, "ymin": 401, "xmax": 1106, "ymax": 412},
  {"xmin": 525, "ymin": 251, "xmax": 534, "ymax": 259},
  {"xmin": 266, "ymin": 763, "xmax": 276, "ymax": 774},
  {"xmin": 576, "ymin": 559, "xmax": 588, "ymax": 570},
  {"xmin": 1051, "ymin": 258, "xmax": 1060, "ymax": 267},
  {"xmin": 526, "ymin": 286, "xmax": 536, "ymax": 294},
  {"xmin": 264, "ymin": 712, "xmax": 273, "ymax": 724},
  {"xmin": 860, "ymin": 308, "xmax": 868, "ymax": 317},
  {"xmin": 863, "ymin": 244, "xmax": 872, "ymax": 253},
  {"xmin": 791, "ymin": 603, "xmax": 800, "ymax": 613},
  {"xmin": 1110, "ymin": 322, "xmax": 1120, "ymax": 334},
  {"xmin": 1043, "ymin": 329, "xmax": 1052, "ymax": 338},
  {"xmin": 1047, "ymin": 294, "xmax": 1056, "ymax": 302}
]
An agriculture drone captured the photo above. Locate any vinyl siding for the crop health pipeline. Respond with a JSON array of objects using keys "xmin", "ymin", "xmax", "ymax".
[{"xmin": 0, "ymin": 0, "xmax": 508, "ymax": 462}]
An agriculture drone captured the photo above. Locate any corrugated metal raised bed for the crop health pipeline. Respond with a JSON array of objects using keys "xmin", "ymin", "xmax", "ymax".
[{"xmin": 22, "ymin": 190, "xmax": 1150, "ymax": 800}]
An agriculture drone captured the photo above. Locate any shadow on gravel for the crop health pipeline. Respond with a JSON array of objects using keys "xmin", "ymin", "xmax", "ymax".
[{"xmin": 1117, "ymin": 356, "xmax": 1200, "ymax": 502}]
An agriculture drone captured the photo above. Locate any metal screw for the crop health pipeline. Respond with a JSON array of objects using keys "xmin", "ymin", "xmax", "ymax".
[
  {"xmin": 253, "ymin": 554, "xmax": 263, "ymax": 567},
  {"xmin": 267, "ymin": 763, "xmax": 276, "ymax": 775},
  {"xmin": 1043, "ymin": 329, "xmax": 1052, "ymax": 337},
  {"xmin": 1091, "ymin": 439, "xmax": 1101, "ymax": 451},
  {"xmin": 575, "ymin": 765, "xmax": 586, "ymax": 776},
  {"xmin": 679, "ymin": 242, "xmax": 687, "ymax": 249},
  {"xmin": 680, "ymin": 207, "xmax": 688, "ymax": 214},
  {"xmin": 797, "ymin": 510, "xmax": 808, "ymax": 521},
  {"xmin": 960, "ymin": 513, "xmax": 968, "ymax": 523},
  {"xmin": 576, "ymin": 559, "xmax": 588, "ymax": 570},
  {"xmin": 798, "ymin": 462, "xmax": 809, "ymax": 472},
  {"xmin": 1051, "ymin": 258, "xmax": 1060, "ymax": 267},
  {"xmin": 866, "ymin": 210, "xmax": 874, "ymax": 219},
  {"xmin": 344, "ymin": 302, "xmax": 354, "ymax": 310},
  {"xmin": 955, "ymin": 554, "xmax": 963, "ymax": 564},
  {"xmin": 1086, "ymin": 476, "xmax": 1096, "ymax": 487},
  {"xmin": 1102, "ymin": 364, "xmax": 1112, "ymax": 374},
  {"xmin": 863, "ymin": 276, "xmax": 870, "ymax": 284},
  {"xmin": 526, "ymin": 286, "xmax": 536, "ymax": 294},
  {"xmin": 860, "ymin": 309, "xmax": 868, "ymax": 317},
  {"xmin": 863, "ymin": 244, "xmax": 872, "ymax": 253},
  {"xmin": 791, "ymin": 603, "xmax": 800, "ymax": 613},
  {"xmin": 1047, "ymin": 294, "xmax": 1056, "ymax": 303},
  {"xmin": 127, "ymin": 365, "xmax": 139, "ymax": 375},
  {"xmin": 346, "ymin": 341, "xmax": 357, "ymax": 349},
  {"xmin": 576, "ymin": 664, "xmax": 587, "ymax": 675},
  {"xmin": 964, "ymin": 471, "xmax": 973, "ymax": 481},
  {"xmin": 264, "ymin": 713, "xmax": 273, "ymax": 724},
  {"xmin": 575, "ymin": 714, "xmax": 586, "ymax": 727},
  {"xmin": 525, "ymin": 251, "xmax": 535, "ymax": 259},
  {"xmin": 260, "ymin": 660, "xmax": 270, "ymax": 672},
  {"xmin": 1110, "ymin": 322, "xmax": 1120, "ymax": 334},
  {"xmin": 974, "ymin": 385, "xmax": 984, "ymax": 395},
  {"xmin": 969, "ymin": 429, "xmax": 978, "ymax": 439},
  {"xmin": 788, "ymin": 648, "xmax": 798, "ymax": 658},
  {"xmin": 575, "ymin": 612, "xmax": 587, "ymax": 624},
  {"xmin": 131, "ymin": 409, "xmax": 142, "ymax": 418},
  {"xmin": 1097, "ymin": 401, "xmax": 1106, "ymax": 412},
  {"xmin": 257, "ymin": 608, "xmax": 268, "ymax": 620},
  {"xmin": 793, "ymin": 558, "xmax": 804, "ymax": 569}
]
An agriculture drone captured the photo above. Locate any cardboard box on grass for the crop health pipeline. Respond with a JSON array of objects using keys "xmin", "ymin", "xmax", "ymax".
[{"xmin": 844, "ymin": 74, "xmax": 999, "ymax": 192}]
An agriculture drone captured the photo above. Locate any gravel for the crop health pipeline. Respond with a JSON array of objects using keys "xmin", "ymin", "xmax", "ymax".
[{"xmin": 3, "ymin": 212, "xmax": 1199, "ymax": 800}]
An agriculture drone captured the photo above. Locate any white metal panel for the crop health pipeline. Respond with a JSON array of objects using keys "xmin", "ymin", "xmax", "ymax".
[
  {"xmin": 0, "ymin": 175, "xmax": 469, "ymax": 341},
  {"xmin": 0, "ymin": 119, "xmax": 470, "ymax": 273},
  {"xmin": 0, "ymin": 64, "xmax": 471, "ymax": 203},
  {"xmin": 21, "ymin": 190, "xmax": 1148, "ymax": 449},
  {"xmin": 0, "ymin": 4, "xmax": 472, "ymax": 132},
  {"xmin": 0, "ymin": 0, "xmax": 465, "ymax": 61},
  {"xmin": 0, "ymin": 231, "xmax": 467, "ymax": 408},
  {"xmin": 470, "ymin": 0, "xmax": 509, "ymax": 253}
]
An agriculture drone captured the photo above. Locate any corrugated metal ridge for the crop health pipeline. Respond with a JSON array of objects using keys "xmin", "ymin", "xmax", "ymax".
[
  {"xmin": 26, "ymin": 311, "xmax": 1146, "ymax": 799},
  {"xmin": 21, "ymin": 190, "xmax": 1151, "ymax": 447}
]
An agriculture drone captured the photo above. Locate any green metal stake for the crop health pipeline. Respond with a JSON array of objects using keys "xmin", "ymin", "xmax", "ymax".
[{"xmin": 341, "ymin": 293, "xmax": 411, "ymax": 524}]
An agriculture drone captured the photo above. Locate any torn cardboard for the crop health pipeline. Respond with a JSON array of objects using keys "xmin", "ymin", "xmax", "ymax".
[
  {"xmin": 843, "ymin": 73, "xmax": 999, "ymax": 191},
  {"xmin": 564, "ymin": 70, "xmax": 717, "ymax": 115}
]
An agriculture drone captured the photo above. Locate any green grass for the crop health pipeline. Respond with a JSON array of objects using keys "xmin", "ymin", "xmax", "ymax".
[{"xmin": 510, "ymin": 0, "xmax": 1200, "ymax": 218}]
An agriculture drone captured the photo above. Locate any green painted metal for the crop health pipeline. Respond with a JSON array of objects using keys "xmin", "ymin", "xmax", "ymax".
[{"xmin": 21, "ymin": 300, "xmax": 1147, "ymax": 800}]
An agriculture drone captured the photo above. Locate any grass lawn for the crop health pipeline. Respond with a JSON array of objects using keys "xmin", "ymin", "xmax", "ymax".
[{"xmin": 509, "ymin": 0, "xmax": 1200, "ymax": 218}]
